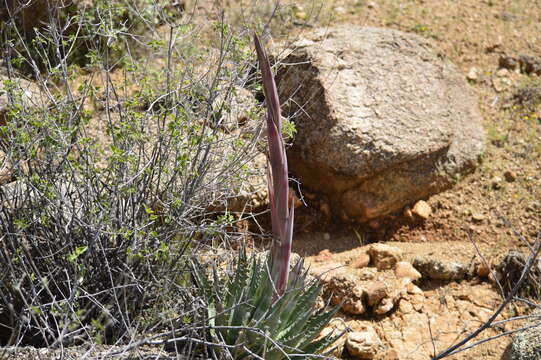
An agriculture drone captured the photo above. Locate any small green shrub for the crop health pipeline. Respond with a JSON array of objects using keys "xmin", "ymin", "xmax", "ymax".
[{"xmin": 0, "ymin": 3, "xmax": 260, "ymax": 348}]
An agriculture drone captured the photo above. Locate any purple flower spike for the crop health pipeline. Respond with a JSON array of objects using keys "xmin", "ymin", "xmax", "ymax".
[{"xmin": 254, "ymin": 34, "xmax": 294, "ymax": 297}]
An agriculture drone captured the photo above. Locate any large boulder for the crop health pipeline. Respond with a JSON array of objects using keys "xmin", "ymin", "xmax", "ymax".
[{"xmin": 277, "ymin": 26, "xmax": 485, "ymax": 221}]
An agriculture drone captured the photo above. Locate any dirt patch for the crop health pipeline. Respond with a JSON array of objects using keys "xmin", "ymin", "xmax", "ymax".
[{"xmin": 303, "ymin": 240, "xmax": 530, "ymax": 359}]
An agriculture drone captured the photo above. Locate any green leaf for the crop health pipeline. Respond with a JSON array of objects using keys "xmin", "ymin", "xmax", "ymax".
[{"xmin": 67, "ymin": 246, "xmax": 88, "ymax": 262}]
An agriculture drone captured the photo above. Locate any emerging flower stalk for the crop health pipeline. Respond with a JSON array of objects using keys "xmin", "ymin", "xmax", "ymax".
[
  {"xmin": 254, "ymin": 34, "xmax": 294, "ymax": 297},
  {"xmin": 190, "ymin": 36, "xmax": 342, "ymax": 359}
]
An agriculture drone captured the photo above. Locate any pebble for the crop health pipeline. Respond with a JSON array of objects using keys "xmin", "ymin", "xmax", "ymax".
[
  {"xmin": 367, "ymin": 243, "xmax": 403, "ymax": 270},
  {"xmin": 412, "ymin": 200, "xmax": 432, "ymax": 220},
  {"xmin": 406, "ymin": 282, "xmax": 424, "ymax": 295},
  {"xmin": 493, "ymin": 77, "xmax": 513, "ymax": 92},
  {"xmin": 504, "ymin": 170, "xmax": 517, "ymax": 182},
  {"xmin": 366, "ymin": 1, "xmax": 377, "ymax": 9},
  {"xmin": 342, "ymin": 286, "xmax": 368, "ymax": 315},
  {"xmin": 346, "ymin": 328, "xmax": 385, "ymax": 359},
  {"xmin": 472, "ymin": 213, "xmax": 485, "ymax": 222},
  {"xmin": 294, "ymin": 11, "xmax": 307, "ymax": 20},
  {"xmin": 395, "ymin": 261, "xmax": 422, "ymax": 281},
  {"xmin": 403, "ymin": 206, "xmax": 414, "ymax": 220},
  {"xmin": 499, "ymin": 55, "xmax": 518, "ymax": 70},
  {"xmin": 413, "ymin": 257, "xmax": 468, "ymax": 281},
  {"xmin": 375, "ymin": 297, "xmax": 396, "ymax": 315},
  {"xmin": 491, "ymin": 176, "xmax": 503, "ymax": 189},
  {"xmin": 365, "ymin": 281, "xmax": 388, "ymax": 307},
  {"xmin": 467, "ymin": 67, "xmax": 479, "ymax": 81},
  {"xmin": 314, "ymin": 249, "xmax": 332, "ymax": 262},
  {"xmin": 496, "ymin": 68, "xmax": 510, "ymax": 77},
  {"xmin": 476, "ymin": 261, "xmax": 491, "ymax": 278},
  {"xmin": 350, "ymin": 253, "xmax": 371, "ymax": 269}
]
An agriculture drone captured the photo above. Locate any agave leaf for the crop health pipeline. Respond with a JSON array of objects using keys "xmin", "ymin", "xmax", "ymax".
[
  {"xmin": 223, "ymin": 249, "xmax": 252, "ymax": 343},
  {"xmin": 301, "ymin": 328, "xmax": 346, "ymax": 358},
  {"xmin": 224, "ymin": 248, "xmax": 250, "ymax": 310},
  {"xmin": 278, "ymin": 282, "xmax": 322, "ymax": 341},
  {"xmin": 190, "ymin": 258, "xmax": 213, "ymax": 301},
  {"xmin": 295, "ymin": 306, "xmax": 341, "ymax": 350},
  {"xmin": 250, "ymin": 259, "xmax": 276, "ymax": 322},
  {"xmin": 190, "ymin": 259, "xmax": 220, "ymax": 336},
  {"xmin": 274, "ymin": 262, "xmax": 315, "ymax": 330},
  {"xmin": 210, "ymin": 265, "xmax": 229, "ymax": 337}
]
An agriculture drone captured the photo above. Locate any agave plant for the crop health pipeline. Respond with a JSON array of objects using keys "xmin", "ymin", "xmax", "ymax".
[
  {"xmin": 191, "ymin": 34, "xmax": 341, "ymax": 359},
  {"xmin": 192, "ymin": 250, "xmax": 340, "ymax": 359}
]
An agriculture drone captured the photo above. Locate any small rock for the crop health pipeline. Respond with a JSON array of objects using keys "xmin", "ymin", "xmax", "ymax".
[
  {"xmin": 366, "ymin": 1, "xmax": 377, "ymax": 9},
  {"xmin": 491, "ymin": 176, "xmax": 503, "ymax": 189},
  {"xmin": 493, "ymin": 77, "xmax": 513, "ymax": 92},
  {"xmin": 499, "ymin": 55, "xmax": 518, "ymax": 70},
  {"xmin": 334, "ymin": 6, "xmax": 347, "ymax": 15},
  {"xmin": 413, "ymin": 257, "xmax": 468, "ymax": 281},
  {"xmin": 476, "ymin": 261, "xmax": 491, "ymax": 278},
  {"xmin": 399, "ymin": 300, "xmax": 415, "ymax": 314},
  {"xmin": 467, "ymin": 67, "xmax": 479, "ymax": 81},
  {"xmin": 346, "ymin": 328, "xmax": 385, "ymax": 359},
  {"xmin": 412, "ymin": 200, "xmax": 432, "ymax": 220},
  {"xmin": 367, "ymin": 243, "xmax": 403, "ymax": 270},
  {"xmin": 324, "ymin": 273, "xmax": 367, "ymax": 315},
  {"xmin": 504, "ymin": 170, "xmax": 517, "ymax": 182},
  {"xmin": 519, "ymin": 54, "xmax": 541, "ymax": 75},
  {"xmin": 323, "ymin": 232, "xmax": 331, "ymax": 241},
  {"xmin": 311, "ymin": 262, "xmax": 348, "ymax": 283},
  {"xmin": 380, "ymin": 349, "xmax": 399, "ymax": 360},
  {"xmin": 314, "ymin": 249, "xmax": 332, "ymax": 262},
  {"xmin": 374, "ymin": 296, "xmax": 397, "ymax": 315},
  {"xmin": 411, "ymin": 296, "xmax": 425, "ymax": 312},
  {"xmin": 395, "ymin": 261, "xmax": 422, "ymax": 281},
  {"xmin": 472, "ymin": 213, "xmax": 485, "ymax": 223},
  {"xmin": 406, "ymin": 281, "xmax": 424, "ymax": 295},
  {"xmin": 403, "ymin": 205, "xmax": 414, "ymax": 220},
  {"xmin": 496, "ymin": 68, "xmax": 510, "ymax": 77},
  {"xmin": 350, "ymin": 253, "xmax": 371, "ymax": 269},
  {"xmin": 365, "ymin": 281, "xmax": 388, "ymax": 307},
  {"xmin": 341, "ymin": 285, "xmax": 367, "ymax": 315},
  {"xmin": 358, "ymin": 267, "xmax": 377, "ymax": 281}
]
